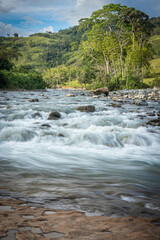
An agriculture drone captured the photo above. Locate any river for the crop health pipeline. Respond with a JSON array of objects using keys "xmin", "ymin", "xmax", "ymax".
[{"xmin": 0, "ymin": 89, "xmax": 160, "ymax": 217}]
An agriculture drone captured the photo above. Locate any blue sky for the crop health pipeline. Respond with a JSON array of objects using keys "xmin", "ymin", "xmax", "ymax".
[{"xmin": 0, "ymin": 0, "xmax": 160, "ymax": 37}]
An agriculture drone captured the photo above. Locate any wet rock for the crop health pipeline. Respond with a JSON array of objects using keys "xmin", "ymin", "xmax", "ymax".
[
  {"xmin": 41, "ymin": 124, "xmax": 51, "ymax": 128},
  {"xmin": 58, "ymin": 133, "xmax": 65, "ymax": 137},
  {"xmin": 93, "ymin": 87, "xmax": 109, "ymax": 96},
  {"xmin": 77, "ymin": 105, "xmax": 95, "ymax": 112},
  {"xmin": 133, "ymin": 100, "xmax": 148, "ymax": 106},
  {"xmin": 32, "ymin": 112, "xmax": 42, "ymax": 118},
  {"xmin": 147, "ymin": 112, "xmax": 156, "ymax": 117},
  {"xmin": 146, "ymin": 119, "xmax": 160, "ymax": 126},
  {"xmin": 153, "ymin": 85, "xmax": 160, "ymax": 91},
  {"xmin": 93, "ymin": 95, "xmax": 99, "ymax": 98},
  {"xmin": 110, "ymin": 103, "xmax": 122, "ymax": 108},
  {"xmin": 29, "ymin": 98, "xmax": 39, "ymax": 102},
  {"xmin": 48, "ymin": 112, "xmax": 61, "ymax": 120},
  {"xmin": 66, "ymin": 94, "xmax": 75, "ymax": 97}
]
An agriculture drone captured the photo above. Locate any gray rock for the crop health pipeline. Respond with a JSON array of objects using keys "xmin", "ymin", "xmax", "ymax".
[
  {"xmin": 33, "ymin": 112, "xmax": 42, "ymax": 118},
  {"xmin": 133, "ymin": 100, "xmax": 148, "ymax": 106},
  {"xmin": 153, "ymin": 85, "xmax": 160, "ymax": 91},
  {"xmin": 29, "ymin": 98, "xmax": 39, "ymax": 102},
  {"xmin": 41, "ymin": 124, "xmax": 51, "ymax": 128},
  {"xmin": 58, "ymin": 133, "xmax": 65, "ymax": 137},
  {"xmin": 77, "ymin": 105, "xmax": 95, "ymax": 112},
  {"xmin": 93, "ymin": 87, "xmax": 109, "ymax": 96},
  {"xmin": 48, "ymin": 112, "xmax": 61, "ymax": 120},
  {"xmin": 146, "ymin": 119, "xmax": 160, "ymax": 126},
  {"xmin": 110, "ymin": 103, "xmax": 121, "ymax": 108}
]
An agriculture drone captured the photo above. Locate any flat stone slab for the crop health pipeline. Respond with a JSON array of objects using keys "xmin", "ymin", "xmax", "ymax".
[{"xmin": 0, "ymin": 199, "xmax": 160, "ymax": 240}]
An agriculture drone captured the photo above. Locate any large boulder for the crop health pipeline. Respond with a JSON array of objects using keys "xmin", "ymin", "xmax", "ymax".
[
  {"xmin": 77, "ymin": 105, "xmax": 95, "ymax": 112},
  {"xmin": 48, "ymin": 112, "xmax": 61, "ymax": 120},
  {"xmin": 93, "ymin": 87, "xmax": 109, "ymax": 96}
]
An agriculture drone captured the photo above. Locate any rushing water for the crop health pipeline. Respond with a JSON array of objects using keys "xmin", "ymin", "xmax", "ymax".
[{"xmin": 0, "ymin": 89, "xmax": 160, "ymax": 217}]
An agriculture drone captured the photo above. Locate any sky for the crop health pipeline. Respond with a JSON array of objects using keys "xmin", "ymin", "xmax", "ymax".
[{"xmin": 0, "ymin": 0, "xmax": 160, "ymax": 37}]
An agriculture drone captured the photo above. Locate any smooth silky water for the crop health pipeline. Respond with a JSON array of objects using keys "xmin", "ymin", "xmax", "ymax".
[{"xmin": 0, "ymin": 89, "xmax": 160, "ymax": 217}]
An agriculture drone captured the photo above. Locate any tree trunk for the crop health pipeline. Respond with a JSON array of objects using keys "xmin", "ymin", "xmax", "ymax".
[{"xmin": 103, "ymin": 53, "xmax": 110, "ymax": 75}]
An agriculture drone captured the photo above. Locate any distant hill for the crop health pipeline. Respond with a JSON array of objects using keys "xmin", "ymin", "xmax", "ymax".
[{"xmin": 0, "ymin": 26, "xmax": 84, "ymax": 71}]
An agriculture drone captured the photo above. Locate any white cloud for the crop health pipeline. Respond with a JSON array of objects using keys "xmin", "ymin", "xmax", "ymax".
[
  {"xmin": 41, "ymin": 26, "xmax": 54, "ymax": 33},
  {"xmin": 0, "ymin": 21, "xmax": 33, "ymax": 37},
  {"xmin": 76, "ymin": 0, "xmax": 85, "ymax": 8},
  {"xmin": 0, "ymin": 22, "xmax": 13, "ymax": 36},
  {"xmin": 22, "ymin": 16, "xmax": 43, "ymax": 25},
  {"xmin": 64, "ymin": 0, "xmax": 107, "ymax": 25},
  {"xmin": 0, "ymin": 0, "xmax": 17, "ymax": 14}
]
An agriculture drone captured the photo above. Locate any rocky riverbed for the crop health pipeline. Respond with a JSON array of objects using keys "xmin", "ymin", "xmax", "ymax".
[{"xmin": 107, "ymin": 86, "xmax": 160, "ymax": 101}]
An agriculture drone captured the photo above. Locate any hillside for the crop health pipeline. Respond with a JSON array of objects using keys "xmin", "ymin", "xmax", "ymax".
[{"xmin": 0, "ymin": 26, "xmax": 84, "ymax": 71}]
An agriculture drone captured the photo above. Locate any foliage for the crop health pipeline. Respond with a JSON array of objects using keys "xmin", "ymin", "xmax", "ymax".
[
  {"xmin": 0, "ymin": 47, "xmax": 21, "ymax": 70},
  {"xmin": 0, "ymin": 69, "xmax": 47, "ymax": 89},
  {"xmin": 0, "ymin": 46, "xmax": 46, "ymax": 89},
  {"xmin": 150, "ymin": 17, "xmax": 160, "ymax": 35}
]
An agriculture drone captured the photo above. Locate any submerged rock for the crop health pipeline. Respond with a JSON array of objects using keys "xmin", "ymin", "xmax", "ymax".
[
  {"xmin": 93, "ymin": 87, "xmax": 109, "ymax": 96},
  {"xmin": 29, "ymin": 98, "xmax": 39, "ymax": 102},
  {"xmin": 48, "ymin": 112, "xmax": 61, "ymax": 120},
  {"xmin": 58, "ymin": 133, "xmax": 65, "ymax": 137},
  {"xmin": 147, "ymin": 119, "xmax": 160, "ymax": 127},
  {"xmin": 133, "ymin": 100, "xmax": 148, "ymax": 106},
  {"xmin": 110, "ymin": 103, "xmax": 122, "ymax": 108},
  {"xmin": 77, "ymin": 105, "xmax": 95, "ymax": 112},
  {"xmin": 41, "ymin": 124, "xmax": 51, "ymax": 128},
  {"xmin": 32, "ymin": 112, "xmax": 42, "ymax": 118}
]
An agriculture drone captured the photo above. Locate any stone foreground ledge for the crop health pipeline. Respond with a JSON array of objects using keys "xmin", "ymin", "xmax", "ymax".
[{"xmin": 0, "ymin": 199, "xmax": 160, "ymax": 240}]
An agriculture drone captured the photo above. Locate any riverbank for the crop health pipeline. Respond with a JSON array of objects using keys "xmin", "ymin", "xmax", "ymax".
[{"xmin": 0, "ymin": 198, "xmax": 160, "ymax": 240}]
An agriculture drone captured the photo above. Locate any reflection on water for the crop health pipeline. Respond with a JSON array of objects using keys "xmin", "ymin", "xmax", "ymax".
[{"xmin": 0, "ymin": 89, "xmax": 160, "ymax": 217}]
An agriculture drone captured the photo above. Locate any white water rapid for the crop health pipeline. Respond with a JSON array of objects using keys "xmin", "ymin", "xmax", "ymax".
[{"xmin": 0, "ymin": 89, "xmax": 160, "ymax": 217}]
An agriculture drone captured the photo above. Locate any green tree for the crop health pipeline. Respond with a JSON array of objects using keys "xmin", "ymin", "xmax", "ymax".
[
  {"xmin": 13, "ymin": 33, "xmax": 19, "ymax": 38},
  {"xmin": 78, "ymin": 4, "xmax": 154, "ymax": 89},
  {"xmin": 0, "ymin": 47, "xmax": 21, "ymax": 70}
]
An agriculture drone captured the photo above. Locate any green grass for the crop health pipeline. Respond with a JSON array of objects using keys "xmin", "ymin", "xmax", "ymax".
[
  {"xmin": 143, "ymin": 57, "xmax": 160, "ymax": 86},
  {"xmin": 150, "ymin": 35, "xmax": 160, "ymax": 56}
]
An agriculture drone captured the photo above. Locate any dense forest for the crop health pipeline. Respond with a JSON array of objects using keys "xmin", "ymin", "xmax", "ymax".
[{"xmin": 0, "ymin": 4, "xmax": 160, "ymax": 90}]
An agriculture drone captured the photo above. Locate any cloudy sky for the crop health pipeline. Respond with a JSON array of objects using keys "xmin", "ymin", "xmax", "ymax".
[{"xmin": 0, "ymin": 0, "xmax": 160, "ymax": 37}]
